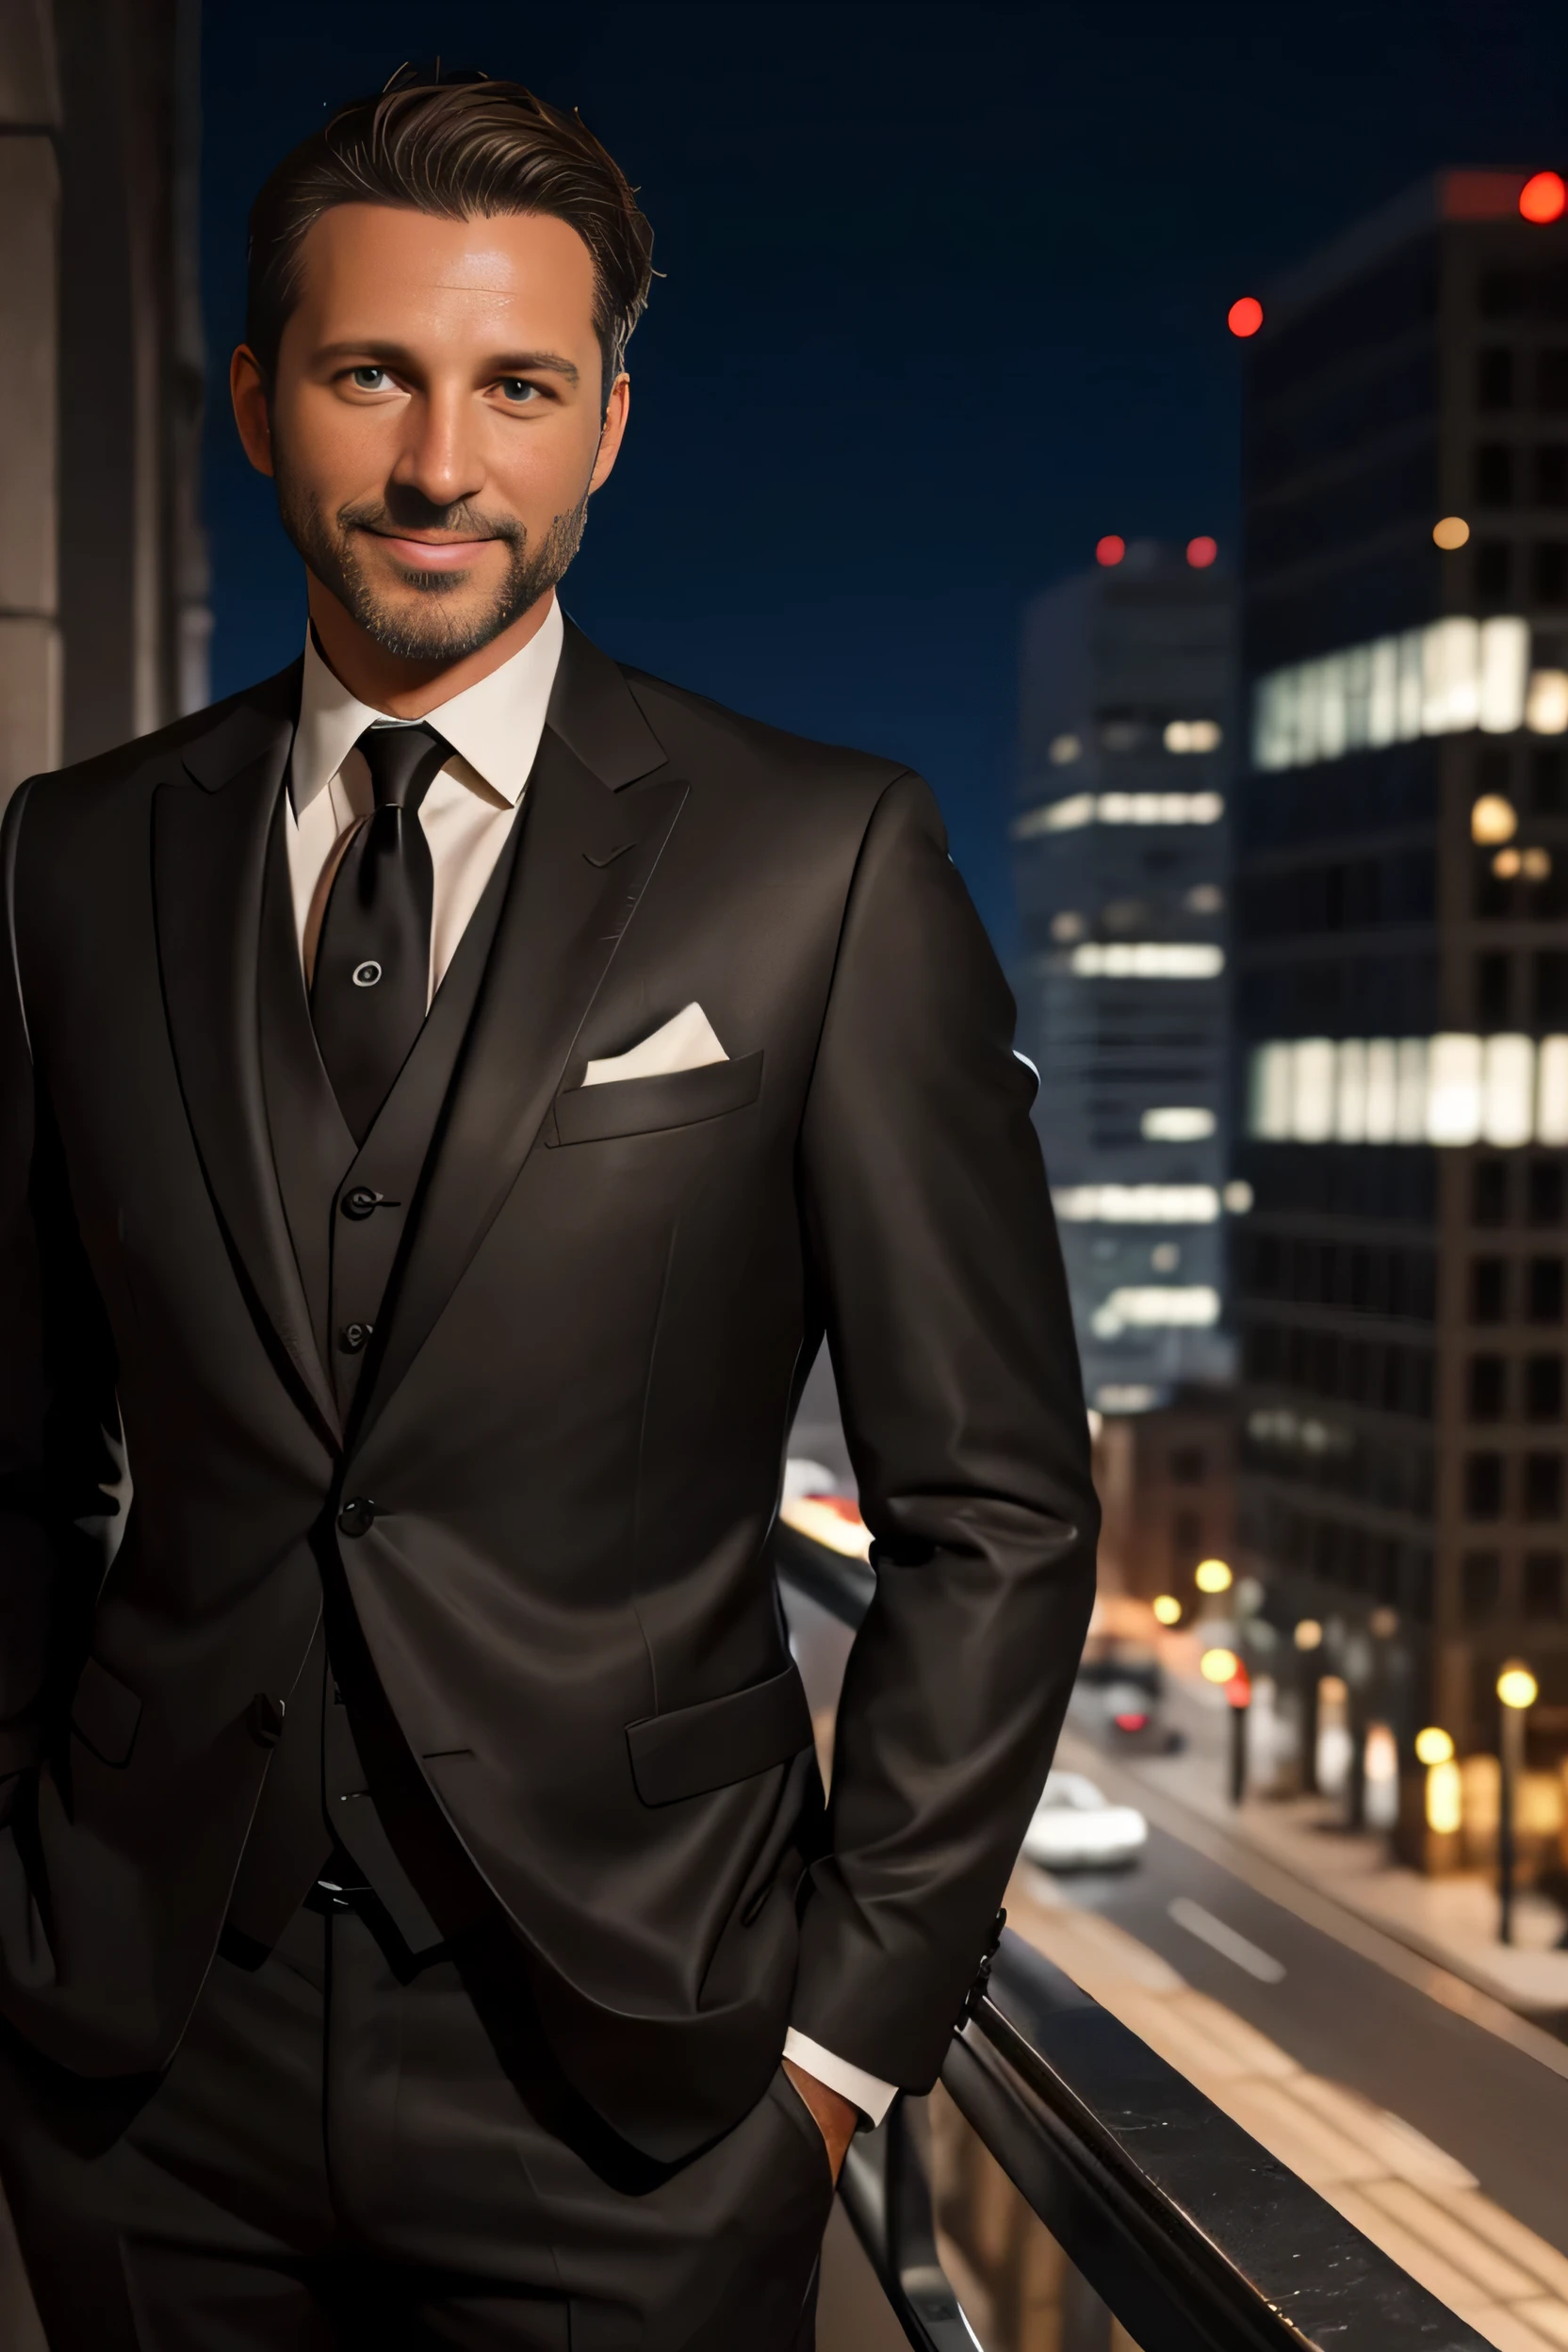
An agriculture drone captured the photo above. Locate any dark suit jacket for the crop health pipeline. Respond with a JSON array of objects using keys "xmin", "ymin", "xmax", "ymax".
[{"xmin": 0, "ymin": 619, "xmax": 1097, "ymax": 2159}]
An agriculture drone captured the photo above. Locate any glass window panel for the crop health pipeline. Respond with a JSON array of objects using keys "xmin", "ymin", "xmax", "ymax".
[
  {"xmin": 1364, "ymin": 1038, "xmax": 1399, "ymax": 1140},
  {"xmin": 1479, "ymin": 615, "xmax": 1531, "ymax": 733},
  {"xmin": 1397, "ymin": 629, "xmax": 1426, "ymax": 741},
  {"xmin": 1292, "ymin": 1038, "xmax": 1337, "ymax": 1142},
  {"xmin": 1368, "ymin": 636, "xmax": 1399, "ymax": 745},
  {"xmin": 1335, "ymin": 1038, "xmax": 1368, "ymax": 1142},
  {"xmin": 1537, "ymin": 1036, "xmax": 1568, "ymax": 1145},
  {"xmin": 1482, "ymin": 1033, "xmax": 1536, "ymax": 1146},
  {"xmin": 1396, "ymin": 1037, "xmax": 1429, "ymax": 1141},
  {"xmin": 1428, "ymin": 1033, "xmax": 1483, "ymax": 1146},
  {"xmin": 1319, "ymin": 654, "xmax": 1348, "ymax": 760},
  {"xmin": 1251, "ymin": 1043, "xmax": 1293, "ymax": 1138}
]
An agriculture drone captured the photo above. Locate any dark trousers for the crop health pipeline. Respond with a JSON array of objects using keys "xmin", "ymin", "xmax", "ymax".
[{"xmin": 0, "ymin": 1903, "xmax": 830, "ymax": 2350}]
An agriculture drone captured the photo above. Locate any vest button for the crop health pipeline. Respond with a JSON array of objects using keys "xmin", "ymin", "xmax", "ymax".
[
  {"xmin": 338, "ymin": 1496, "xmax": 375, "ymax": 1538},
  {"xmin": 341, "ymin": 1185, "xmax": 380, "ymax": 1221},
  {"xmin": 245, "ymin": 1692, "xmax": 286, "ymax": 1747},
  {"xmin": 339, "ymin": 1322, "xmax": 372, "ymax": 1353}
]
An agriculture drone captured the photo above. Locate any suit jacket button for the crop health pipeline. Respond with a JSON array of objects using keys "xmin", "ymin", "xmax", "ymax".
[
  {"xmin": 339, "ymin": 1322, "xmax": 372, "ymax": 1353},
  {"xmin": 340, "ymin": 1186, "xmax": 380, "ymax": 1220},
  {"xmin": 338, "ymin": 1496, "xmax": 375, "ymax": 1538},
  {"xmin": 246, "ymin": 1693, "xmax": 286, "ymax": 1747}
]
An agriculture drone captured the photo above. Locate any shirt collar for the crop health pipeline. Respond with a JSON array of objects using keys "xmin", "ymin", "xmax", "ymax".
[{"xmin": 290, "ymin": 596, "xmax": 565, "ymax": 814}]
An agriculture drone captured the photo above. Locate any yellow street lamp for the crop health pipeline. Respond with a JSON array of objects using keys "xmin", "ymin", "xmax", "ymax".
[
  {"xmin": 1194, "ymin": 1559, "xmax": 1233, "ymax": 1595},
  {"xmin": 1413, "ymin": 1726, "xmax": 1454, "ymax": 1766},
  {"xmin": 1293, "ymin": 1618, "xmax": 1323, "ymax": 1651},
  {"xmin": 1496, "ymin": 1661, "xmax": 1536, "ymax": 1945},
  {"xmin": 1497, "ymin": 1665, "xmax": 1538, "ymax": 1711},
  {"xmin": 1200, "ymin": 1646, "xmax": 1239, "ymax": 1685},
  {"xmin": 1152, "ymin": 1594, "xmax": 1182, "ymax": 1626}
]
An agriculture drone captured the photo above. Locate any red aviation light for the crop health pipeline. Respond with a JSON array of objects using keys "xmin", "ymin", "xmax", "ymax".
[
  {"xmin": 1520, "ymin": 172, "xmax": 1567, "ymax": 226},
  {"xmin": 1186, "ymin": 536, "xmax": 1217, "ymax": 568},
  {"xmin": 1227, "ymin": 295, "xmax": 1264, "ymax": 337},
  {"xmin": 1096, "ymin": 535, "xmax": 1125, "ymax": 566}
]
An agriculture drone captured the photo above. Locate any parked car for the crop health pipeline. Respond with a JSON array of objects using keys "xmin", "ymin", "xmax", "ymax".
[
  {"xmin": 1067, "ymin": 1637, "xmax": 1184, "ymax": 1754},
  {"xmin": 1021, "ymin": 1772, "xmax": 1148, "ymax": 1870}
]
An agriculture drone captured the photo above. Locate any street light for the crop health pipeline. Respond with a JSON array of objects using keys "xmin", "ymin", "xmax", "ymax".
[
  {"xmin": 1195, "ymin": 1558, "xmax": 1233, "ymax": 1594},
  {"xmin": 1496, "ymin": 1662, "xmax": 1539, "ymax": 1946},
  {"xmin": 1152, "ymin": 1593, "xmax": 1182, "ymax": 1626}
]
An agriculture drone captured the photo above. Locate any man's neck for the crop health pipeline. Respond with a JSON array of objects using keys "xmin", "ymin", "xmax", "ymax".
[{"xmin": 304, "ymin": 582, "xmax": 558, "ymax": 719}]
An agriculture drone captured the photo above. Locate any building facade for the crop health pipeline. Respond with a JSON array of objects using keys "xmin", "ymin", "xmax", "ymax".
[
  {"xmin": 0, "ymin": 0, "xmax": 208, "ymax": 815},
  {"xmin": 1232, "ymin": 171, "xmax": 1568, "ymax": 1769},
  {"xmin": 1014, "ymin": 540, "xmax": 1238, "ymax": 1417}
]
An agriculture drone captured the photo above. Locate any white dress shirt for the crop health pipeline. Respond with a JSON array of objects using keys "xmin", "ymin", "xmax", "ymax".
[
  {"xmin": 286, "ymin": 596, "xmax": 564, "ymax": 1001},
  {"xmin": 286, "ymin": 602, "xmax": 895, "ymax": 2127}
]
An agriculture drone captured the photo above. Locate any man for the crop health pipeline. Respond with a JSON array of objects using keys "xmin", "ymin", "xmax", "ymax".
[{"xmin": 0, "ymin": 66, "xmax": 1096, "ymax": 2351}]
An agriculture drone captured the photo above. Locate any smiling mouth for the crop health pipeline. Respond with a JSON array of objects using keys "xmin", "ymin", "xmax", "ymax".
[{"xmin": 368, "ymin": 531, "xmax": 496, "ymax": 572}]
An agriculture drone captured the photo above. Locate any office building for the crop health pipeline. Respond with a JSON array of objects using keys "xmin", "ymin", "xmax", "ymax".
[
  {"xmin": 1232, "ymin": 170, "xmax": 1568, "ymax": 1767},
  {"xmin": 1014, "ymin": 539, "xmax": 1238, "ymax": 1420}
]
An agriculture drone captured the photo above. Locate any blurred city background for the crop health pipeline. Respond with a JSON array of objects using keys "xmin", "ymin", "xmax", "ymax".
[{"xmin": 6, "ymin": 5, "xmax": 1568, "ymax": 2348}]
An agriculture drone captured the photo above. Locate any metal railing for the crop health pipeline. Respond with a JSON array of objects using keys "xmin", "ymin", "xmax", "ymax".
[{"xmin": 776, "ymin": 1521, "xmax": 1491, "ymax": 2352}]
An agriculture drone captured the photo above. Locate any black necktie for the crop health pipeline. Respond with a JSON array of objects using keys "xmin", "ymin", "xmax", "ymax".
[{"xmin": 310, "ymin": 721, "xmax": 451, "ymax": 1142}]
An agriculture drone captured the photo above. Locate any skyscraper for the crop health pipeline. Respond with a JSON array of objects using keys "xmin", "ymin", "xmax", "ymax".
[
  {"xmin": 1014, "ymin": 539, "xmax": 1237, "ymax": 1419},
  {"xmin": 1232, "ymin": 170, "xmax": 1568, "ymax": 1772}
]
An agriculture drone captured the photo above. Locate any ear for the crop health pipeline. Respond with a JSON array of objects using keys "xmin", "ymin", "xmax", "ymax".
[
  {"xmin": 588, "ymin": 373, "xmax": 630, "ymax": 498},
  {"xmin": 230, "ymin": 345, "xmax": 275, "ymax": 480}
]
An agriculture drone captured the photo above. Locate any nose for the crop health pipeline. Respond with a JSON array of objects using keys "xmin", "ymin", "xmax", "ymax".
[{"xmin": 391, "ymin": 376, "xmax": 485, "ymax": 516}]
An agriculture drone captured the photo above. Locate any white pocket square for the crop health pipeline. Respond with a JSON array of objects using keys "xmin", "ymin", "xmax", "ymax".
[{"xmin": 581, "ymin": 1003, "xmax": 728, "ymax": 1087}]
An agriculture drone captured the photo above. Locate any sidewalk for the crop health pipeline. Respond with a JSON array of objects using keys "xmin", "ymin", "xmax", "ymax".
[{"xmin": 1086, "ymin": 1664, "xmax": 1568, "ymax": 2033}]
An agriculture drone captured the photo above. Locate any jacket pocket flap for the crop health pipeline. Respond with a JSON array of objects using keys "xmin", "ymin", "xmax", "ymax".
[
  {"xmin": 551, "ymin": 1050, "xmax": 763, "ymax": 1147},
  {"xmin": 71, "ymin": 1658, "xmax": 143, "ymax": 1768},
  {"xmin": 626, "ymin": 1660, "xmax": 812, "ymax": 1806}
]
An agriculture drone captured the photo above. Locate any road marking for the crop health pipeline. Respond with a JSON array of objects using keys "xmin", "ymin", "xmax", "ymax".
[
  {"xmin": 1055, "ymin": 1727, "xmax": 1568, "ymax": 2086},
  {"xmin": 1168, "ymin": 1895, "xmax": 1286, "ymax": 1982}
]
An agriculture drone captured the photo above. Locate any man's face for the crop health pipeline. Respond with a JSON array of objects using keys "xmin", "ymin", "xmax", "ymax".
[{"xmin": 238, "ymin": 204, "xmax": 626, "ymax": 663}]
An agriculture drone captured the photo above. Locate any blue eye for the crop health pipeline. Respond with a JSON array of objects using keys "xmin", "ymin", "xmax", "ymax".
[{"xmin": 498, "ymin": 378, "xmax": 539, "ymax": 403}]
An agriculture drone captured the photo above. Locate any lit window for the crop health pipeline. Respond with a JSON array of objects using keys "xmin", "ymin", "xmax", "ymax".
[
  {"xmin": 1246, "ymin": 1033, "xmax": 1568, "ymax": 1148},
  {"xmin": 1141, "ymin": 1107, "xmax": 1216, "ymax": 1141},
  {"xmin": 1070, "ymin": 942, "xmax": 1225, "ymax": 978},
  {"xmin": 1253, "ymin": 616, "xmax": 1531, "ymax": 771},
  {"xmin": 1053, "ymin": 1185, "xmax": 1220, "ymax": 1224},
  {"xmin": 1092, "ymin": 1286, "xmax": 1221, "ymax": 1337},
  {"xmin": 1164, "ymin": 719, "xmax": 1223, "ymax": 754},
  {"xmin": 1049, "ymin": 732, "xmax": 1083, "ymax": 765},
  {"xmin": 1527, "ymin": 671, "xmax": 1568, "ymax": 734},
  {"xmin": 1222, "ymin": 1180, "xmax": 1253, "ymax": 1214},
  {"xmin": 1051, "ymin": 911, "xmax": 1085, "ymax": 941}
]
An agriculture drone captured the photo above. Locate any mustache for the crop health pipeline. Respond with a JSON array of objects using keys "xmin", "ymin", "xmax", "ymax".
[{"xmin": 336, "ymin": 494, "xmax": 525, "ymax": 549}]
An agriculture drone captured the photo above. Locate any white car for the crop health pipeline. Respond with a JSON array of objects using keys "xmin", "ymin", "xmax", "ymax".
[{"xmin": 1021, "ymin": 1772, "xmax": 1148, "ymax": 1870}]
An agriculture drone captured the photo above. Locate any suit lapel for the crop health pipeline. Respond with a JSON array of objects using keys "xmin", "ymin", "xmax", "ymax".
[
  {"xmin": 353, "ymin": 635, "xmax": 684, "ymax": 1443},
  {"xmin": 152, "ymin": 664, "xmax": 341, "ymax": 1443}
]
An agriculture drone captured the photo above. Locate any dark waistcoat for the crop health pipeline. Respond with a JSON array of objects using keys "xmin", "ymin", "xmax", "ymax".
[{"xmin": 225, "ymin": 792, "xmax": 525, "ymax": 1961}]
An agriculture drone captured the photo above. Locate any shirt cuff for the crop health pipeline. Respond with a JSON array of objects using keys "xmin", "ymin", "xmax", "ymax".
[{"xmin": 782, "ymin": 2028, "xmax": 898, "ymax": 2126}]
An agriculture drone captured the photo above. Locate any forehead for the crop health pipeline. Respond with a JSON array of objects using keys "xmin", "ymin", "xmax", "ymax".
[{"xmin": 289, "ymin": 203, "xmax": 597, "ymax": 342}]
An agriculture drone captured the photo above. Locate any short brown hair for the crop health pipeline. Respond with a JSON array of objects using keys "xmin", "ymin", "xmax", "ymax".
[{"xmin": 246, "ymin": 73, "xmax": 654, "ymax": 404}]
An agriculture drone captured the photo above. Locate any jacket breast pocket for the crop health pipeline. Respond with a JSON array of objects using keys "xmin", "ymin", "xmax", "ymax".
[
  {"xmin": 549, "ymin": 1050, "xmax": 763, "ymax": 1147},
  {"xmin": 71, "ymin": 1657, "xmax": 143, "ymax": 1768},
  {"xmin": 626, "ymin": 1659, "xmax": 813, "ymax": 1805}
]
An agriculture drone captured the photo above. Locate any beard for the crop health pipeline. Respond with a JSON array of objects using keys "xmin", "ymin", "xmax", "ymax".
[{"xmin": 273, "ymin": 457, "xmax": 588, "ymax": 664}]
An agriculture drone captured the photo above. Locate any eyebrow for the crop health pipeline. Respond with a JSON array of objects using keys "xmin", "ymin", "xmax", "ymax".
[{"xmin": 315, "ymin": 341, "xmax": 580, "ymax": 384}]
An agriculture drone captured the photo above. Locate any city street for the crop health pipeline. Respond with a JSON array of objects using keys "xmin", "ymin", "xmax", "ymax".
[{"xmin": 1054, "ymin": 1798, "xmax": 1568, "ymax": 2262}]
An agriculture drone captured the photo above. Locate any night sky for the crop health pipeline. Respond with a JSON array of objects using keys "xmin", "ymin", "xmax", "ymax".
[{"xmin": 200, "ymin": 1, "xmax": 1568, "ymax": 951}]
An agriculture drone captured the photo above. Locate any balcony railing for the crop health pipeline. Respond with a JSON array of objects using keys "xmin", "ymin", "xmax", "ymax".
[{"xmin": 774, "ymin": 1520, "xmax": 1490, "ymax": 2352}]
